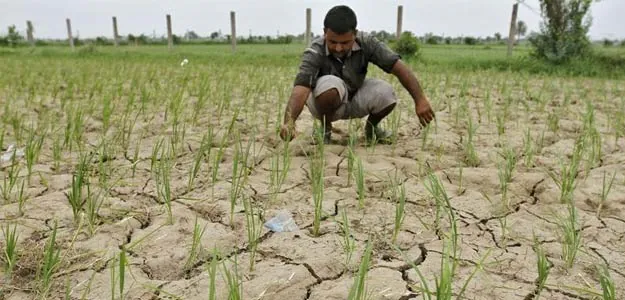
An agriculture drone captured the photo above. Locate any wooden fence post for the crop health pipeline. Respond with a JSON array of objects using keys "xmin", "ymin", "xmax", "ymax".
[
  {"xmin": 396, "ymin": 5, "xmax": 403, "ymax": 39},
  {"xmin": 305, "ymin": 8, "xmax": 311, "ymax": 46},
  {"xmin": 507, "ymin": 3, "xmax": 519, "ymax": 58},
  {"xmin": 167, "ymin": 14, "xmax": 173, "ymax": 50},
  {"xmin": 230, "ymin": 11, "xmax": 236, "ymax": 52}
]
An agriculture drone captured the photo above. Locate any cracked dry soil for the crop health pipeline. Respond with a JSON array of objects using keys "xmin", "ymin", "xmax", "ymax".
[{"xmin": 1, "ymin": 58, "xmax": 625, "ymax": 300}]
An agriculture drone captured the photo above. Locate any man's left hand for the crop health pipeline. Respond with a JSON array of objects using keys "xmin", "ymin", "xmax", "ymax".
[{"xmin": 415, "ymin": 97, "xmax": 435, "ymax": 127}]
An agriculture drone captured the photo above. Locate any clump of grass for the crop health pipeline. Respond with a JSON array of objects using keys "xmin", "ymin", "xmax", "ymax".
[{"xmin": 548, "ymin": 137, "xmax": 583, "ymax": 204}]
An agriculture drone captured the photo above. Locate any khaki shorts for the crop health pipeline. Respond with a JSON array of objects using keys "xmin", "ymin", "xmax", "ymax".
[{"xmin": 305, "ymin": 75, "xmax": 397, "ymax": 122}]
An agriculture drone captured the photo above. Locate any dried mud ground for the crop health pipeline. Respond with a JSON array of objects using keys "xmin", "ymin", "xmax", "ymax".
[{"xmin": 0, "ymin": 56, "xmax": 624, "ymax": 300}]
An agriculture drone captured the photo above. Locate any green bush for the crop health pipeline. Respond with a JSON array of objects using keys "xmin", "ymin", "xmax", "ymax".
[{"xmin": 392, "ymin": 32, "xmax": 421, "ymax": 59}]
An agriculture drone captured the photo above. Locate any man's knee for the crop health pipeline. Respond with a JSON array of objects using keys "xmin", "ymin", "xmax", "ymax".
[{"xmin": 372, "ymin": 80, "xmax": 397, "ymax": 113}]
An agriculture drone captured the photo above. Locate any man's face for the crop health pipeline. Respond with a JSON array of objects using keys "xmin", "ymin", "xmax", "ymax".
[{"xmin": 324, "ymin": 28, "xmax": 356, "ymax": 59}]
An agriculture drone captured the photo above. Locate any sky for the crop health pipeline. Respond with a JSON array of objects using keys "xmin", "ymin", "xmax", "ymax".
[{"xmin": 0, "ymin": 0, "xmax": 623, "ymax": 40}]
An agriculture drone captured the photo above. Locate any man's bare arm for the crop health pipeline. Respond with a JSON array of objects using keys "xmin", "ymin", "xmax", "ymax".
[
  {"xmin": 390, "ymin": 59, "xmax": 435, "ymax": 126},
  {"xmin": 280, "ymin": 85, "xmax": 311, "ymax": 141},
  {"xmin": 283, "ymin": 85, "xmax": 311, "ymax": 126},
  {"xmin": 390, "ymin": 59, "xmax": 427, "ymax": 104}
]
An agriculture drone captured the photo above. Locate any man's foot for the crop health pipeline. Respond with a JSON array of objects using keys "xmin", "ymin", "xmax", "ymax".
[{"xmin": 365, "ymin": 123, "xmax": 393, "ymax": 144}]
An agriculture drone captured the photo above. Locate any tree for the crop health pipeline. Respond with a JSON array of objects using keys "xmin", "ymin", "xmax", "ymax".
[
  {"xmin": 6, "ymin": 25, "xmax": 23, "ymax": 47},
  {"xmin": 529, "ymin": 0, "xmax": 598, "ymax": 63},
  {"xmin": 516, "ymin": 20, "xmax": 527, "ymax": 40},
  {"xmin": 392, "ymin": 31, "xmax": 421, "ymax": 59},
  {"xmin": 494, "ymin": 32, "xmax": 502, "ymax": 42}
]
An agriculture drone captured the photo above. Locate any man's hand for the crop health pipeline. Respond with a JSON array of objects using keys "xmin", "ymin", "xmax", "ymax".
[
  {"xmin": 415, "ymin": 97, "xmax": 435, "ymax": 127},
  {"xmin": 280, "ymin": 123, "xmax": 297, "ymax": 141}
]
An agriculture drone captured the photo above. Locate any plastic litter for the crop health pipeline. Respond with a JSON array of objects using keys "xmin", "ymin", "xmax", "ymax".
[
  {"xmin": 264, "ymin": 210, "xmax": 299, "ymax": 232},
  {"xmin": 1, "ymin": 144, "xmax": 25, "ymax": 163}
]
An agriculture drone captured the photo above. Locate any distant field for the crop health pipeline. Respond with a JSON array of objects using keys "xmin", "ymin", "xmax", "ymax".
[{"xmin": 0, "ymin": 43, "xmax": 624, "ymax": 299}]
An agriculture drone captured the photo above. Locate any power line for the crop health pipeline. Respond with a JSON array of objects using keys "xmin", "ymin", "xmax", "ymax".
[{"xmin": 516, "ymin": 0, "xmax": 542, "ymax": 17}]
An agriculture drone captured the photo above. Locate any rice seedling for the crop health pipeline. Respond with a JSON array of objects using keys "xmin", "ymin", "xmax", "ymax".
[
  {"xmin": 153, "ymin": 140, "xmax": 174, "ymax": 225},
  {"xmin": 37, "ymin": 220, "xmax": 61, "ymax": 298},
  {"xmin": 523, "ymin": 127, "xmax": 535, "ymax": 168},
  {"xmin": 24, "ymin": 123, "xmax": 45, "ymax": 181},
  {"xmin": 497, "ymin": 146, "xmax": 517, "ymax": 209},
  {"xmin": 309, "ymin": 127, "xmax": 325, "ymax": 236},
  {"xmin": 557, "ymin": 202, "xmax": 582, "ymax": 269},
  {"xmin": 347, "ymin": 237, "xmax": 373, "ymax": 300},
  {"xmin": 187, "ymin": 128, "xmax": 213, "ymax": 192},
  {"xmin": 1, "ymin": 149, "xmax": 20, "ymax": 203},
  {"xmin": 597, "ymin": 264, "xmax": 616, "ymax": 300},
  {"xmin": 463, "ymin": 115, "xmax": 479, "ymax": 167},
  {"xmin": 548, "ymin": 137, "xmax": 583, "ymax": 204},
  {"xmin": 223, "ymin": 255, "xmax": 242, "ymax": 300},
  {"xmin": 183, "ymin": 216, "xmax": 207, "ymax": 272},
  {"xmin": 229, "ymin": 130, "xmax": 252, "ymax": 228},
  {"xmin": 534, "ymin": 241, "xmax": 550, "ymax": 299},
  {"xmin": 421, "ymin": 122, "xmax": 432, "ymax": 150},
  {"xmin": 596, "ymin": 171, "xmax": 616, "ymax": 218},
  {"xmin": 1, "ymin": 223, "xmax": 19, "ymax": 279},
  {"xmin": 269, "ymin": 136, "xmax": 291, "ymax": 202},
  {"xmin": 391, "ymin": 173, "xmax": 406, "ymax": 245},
  {"xmin": 242, "ymin": 195, "xmax": 262, "ymax": 272},
  {"xmin": 337, "ymin": 208, "xmax": 356, "ymax": 269},
  {"xmin": 354, "ymin": 156, "xmax": 365, "ymax": 208},
  {"xmin": 67, "ymin": 152, "xmax": 92, "ymax": 226},
  {"xmin": 110, "ymin": 248, "xmax": 128, "ymax": 300},
  {"xmin": 207, "ymin": 247, "xmax": 220, "ymax": 300},
  {"xmin": 346, "ymin": 119, "xmax": 359, "ymax": 186},
  {"xmin": 16, "ymin": 178, "xmax": 27, "ymax": 216}
]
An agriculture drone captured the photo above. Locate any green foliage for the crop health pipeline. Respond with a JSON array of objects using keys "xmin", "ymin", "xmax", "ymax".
[
  {"xmin": 463, "ymin": 37, "xmax": 479, "ymax": 45},
  {"xmin": 529, "ymin": 0, "xmax": 595, "ymax": 64},
  {"xmin": 392, "ymin": 31, "xmax": 421, "ymax": 59}
]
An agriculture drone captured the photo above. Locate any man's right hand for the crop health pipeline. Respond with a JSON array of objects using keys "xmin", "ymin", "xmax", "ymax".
[{"xmin": 280, "ymin": 123, "xmax": 297, "ymax": 141}]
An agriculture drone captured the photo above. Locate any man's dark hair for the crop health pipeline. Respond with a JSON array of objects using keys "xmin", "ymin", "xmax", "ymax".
[{"xmin": 324, "ymin": 5, "xmax": 357, "ymax": 34}]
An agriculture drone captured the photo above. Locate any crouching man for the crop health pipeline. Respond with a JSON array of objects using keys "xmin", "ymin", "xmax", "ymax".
[{"xmin": 280, "ymin": 5, "xmax": 435, "ymax": 144}]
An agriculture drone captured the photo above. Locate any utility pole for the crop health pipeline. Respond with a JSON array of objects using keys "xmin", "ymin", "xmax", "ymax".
[
  {"xmin": 66, "ymin": 18, "xmax": 74, "ymax": 50},
  {"xmin": 112, "ymin": 16, "xmax": 119, "ymax": 47},
  {"xmin": 507, "ymin": 2, "xmax": 519, "ymax": 58}
]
